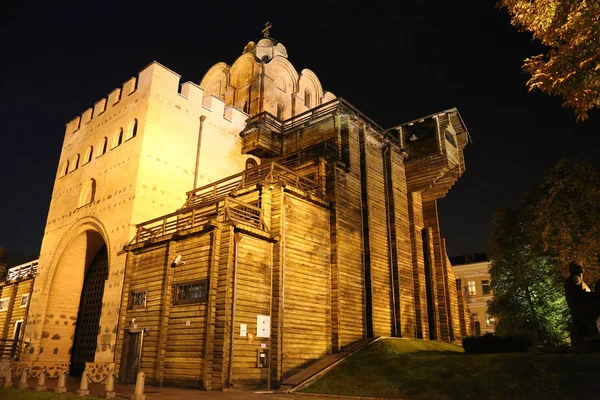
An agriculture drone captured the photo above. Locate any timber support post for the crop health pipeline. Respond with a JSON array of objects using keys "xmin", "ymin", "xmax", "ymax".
[
  {"xmin": 55, "ymin": 370, "xmax": 67, "ymax": 393},
  {"xmin": 131, "ymin": 371, "xmax": 146, "ymax": 400}
]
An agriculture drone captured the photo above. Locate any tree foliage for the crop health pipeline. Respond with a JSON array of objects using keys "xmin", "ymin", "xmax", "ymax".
[
  {"xmin": 499, "ymin": 0, "xmax": 600, "ymax": 121},
  {"xmin": 488, "ymin": 209, "xmax": 569, "ymax": 346},
  {"xmin": 525, "ymin": 159, "xmax": 600, "ymax": 281}
]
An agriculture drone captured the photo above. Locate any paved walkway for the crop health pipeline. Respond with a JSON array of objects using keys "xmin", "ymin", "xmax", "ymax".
[{"xmin": 5, "ymin": 376, "xmax": 386, "ymax": 400}]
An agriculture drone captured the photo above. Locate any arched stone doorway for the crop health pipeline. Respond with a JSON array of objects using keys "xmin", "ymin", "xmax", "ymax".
[
  {"xmin": 70, "ymin": 245, "xmax": 108, "ymax": 375},
  {"xmin": 41, "ymin": 228, "xmax": 109, "ymax": 375}
]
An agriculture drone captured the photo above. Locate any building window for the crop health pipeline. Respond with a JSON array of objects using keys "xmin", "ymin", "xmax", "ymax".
[
  {"xmin": 114, "ymin": 128, "xmax": 124, "ymax": 148},
  {"xmin": 127, "ymin": 119, "xmax": 138, "ymax": 140},
  {"xmin": 128, "ymin": 290, "xmax": 147, "ymax": 310},
  {"xmin": 482, "ymin": 279, "xmax": 491, "ymax": 295},
  {"xmin": 73, "ymin": 154, "xmax": 80, "ymax": 170},
  {"xmin": 84, "ymin": 146, "xmax": 94, "ymax": 164},
  {"xmin": 98, "ymin": 137, "xmax": 108, "ymax": 157},
  {"xmin": 173, "ymin": 280, "xmax": 208, "ymax": 305},
  {"xmin": 63, "ymin": 160, "xmax": 70, "ymax": 176},
  {"xmin": 20, "ymin": 294, "xmax": 29, "ymax": 308},
  {"xmin": 304, "ymin": 89, "xmax": 311, "ymax": 108},
  {"xmin": 467, "ymin": 280, "xmax": 476, "ymax": 296},
  {"xmin": 0, "ymin": 298, "xmax": 9, "ymax": 312},
  {"xmin": 276, "ymin": 103, "xmax": 285, "ymax": 120},
  {"xmin": 245, "ymin": 158, "xmax": 258, "ymax": 169}
]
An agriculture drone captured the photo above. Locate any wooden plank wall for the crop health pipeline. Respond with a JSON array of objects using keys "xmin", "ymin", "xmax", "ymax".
[
  {"xmin": 282, "ymin": 194, "xmax": 331, "ymax": 378},
  {"xmin": 163, "ymin": 233, "xmax": 212, "ymax": 386},
  {"xmin": 267, "ymin": 186, "xmax": 284, "ymax": 383},
  {"xmin": 360, "ymin": 129, "xmax": 392, "ymax": 337},
  {"xmin": 389, "ymin": 150, "xmax": 416, "ymax": 338},
  {"xmin": 443, "ymin": 252, "xmax": 462, "ymax": 342},
  {"xmin": 230, "ymin": 235, "xmax": 272, "ymax": 387},
  {"xmin": 0, "ymin": 279, "xmax": 33, "ymax": 344},
  {"xmin": 211, "ymin": 226, "xmax": 235, "ymax": 389},
  {"xmin": 423, "ymin": 200, "xmax": 452, "ymax": 341},
  {"xmin": 115, "ymin": 244, "xmax": 168, "ymax": 384},
  {"xmin": 283, "ymin": 118, "xmax": 336, "ymax": 155},
  {"xmin": 408, "ymin": 193, "xmax": 428, "ymax": 339},
  {"xmin": 332, "ymin": 116, "xmax": 365, "ymax": 348}
]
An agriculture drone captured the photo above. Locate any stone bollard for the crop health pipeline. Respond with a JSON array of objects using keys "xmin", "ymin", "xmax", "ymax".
[
  {"xmin": 130, "ymin": 371, "xmax": 145, "ymax": 400},
  {"xmin": 3, "ymin": 367, "xmax": 12, "ymax": 388},
  {"xmin": 18, "ymin": 367, "xmax": 29, "ymax": 390},
  {"xmin": 76, "ymin": 370, "xmax": 90, "ymax": 396},
  {"xmin": 104, "ymin": 370, "xmax": 115, "ymax": 399},
  {"xmin": 55, "ymin": 369, "xmax": 67, "ymax": 393},
  {"xmin": 35, "ymin": 367, "xmax": 47, "ymax": 391}
]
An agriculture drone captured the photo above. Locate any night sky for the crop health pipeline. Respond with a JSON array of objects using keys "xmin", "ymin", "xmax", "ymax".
[{"xmin": 1, "ymin": 1, "xmax": 599, "ymax": 260}]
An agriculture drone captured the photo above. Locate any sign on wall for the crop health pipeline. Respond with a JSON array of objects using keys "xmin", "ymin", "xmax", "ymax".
[{"xmin": 257, "ymin": 315, "xmax": 271, "ymax": 338}]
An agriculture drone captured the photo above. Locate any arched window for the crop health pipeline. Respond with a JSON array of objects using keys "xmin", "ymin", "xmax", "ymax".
[
  {"xmin": 127, "ymin": 119, "xmax": 138, "ymax": 140},
  {"xmin": 98, "ymin": 137, "xmax": 108, "ymax": 157},
  {"xmin": 78, "ymin": 179, "xmax": 96, "ymax": 208},
  {"xmin": 304, "ymin": 89, "xmax": 311, "ymax": 108},
  {"xmin": 277, "ymin": 103, "xmax": 285, "ymax": 120},
  {"xmin": 73, "ymin": 154, "xmax": 80, "ymax": 170},
  {"xmin": 113, "ymin": 128, "xmax": 123, "ymax": 148},
  {"xmin": 245, "ymin": 158, "xmax": 258, "ymax": 169},
  {"xmin": 63, "ymin": 160, "xmax": 70, "ymax": 176},
  {"xmin": 84, "ymin": 146, "xmax": 93, "ymax": 164}
]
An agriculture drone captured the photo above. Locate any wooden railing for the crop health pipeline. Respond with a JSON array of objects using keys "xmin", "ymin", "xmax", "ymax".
[
  {"xmin": 184, "ymin": 161, "xmax": 321, "ymax": 208},
  {"xmin": 0, "ymin": 339, "xmax": 19, "ymax": 360},
  {"xmin": 131, "ymin": 196, "xmax": 264, "ymax": 245},
  {"xmin": 243, "ymin": 97, "xmax": 388, "ymax": 136},
  {"xmin": 6, "ymin": 260, "xmax": 38, "ymax": 282}
]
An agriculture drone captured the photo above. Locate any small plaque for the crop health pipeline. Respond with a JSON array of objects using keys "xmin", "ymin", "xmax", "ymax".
[
  {"xmin": 186, "ymin": 320, "xmax": 191, "ymax": 326},
  {"xmin": 261, "ymin": 343, "xmax": 267, "ymax": 349},
  {"xmin": 240, "ymin": 323, "xmax": 247, "ymax": 337}
]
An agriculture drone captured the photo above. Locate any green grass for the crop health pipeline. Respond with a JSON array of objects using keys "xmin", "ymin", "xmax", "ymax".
[
  {"xmin": 300, "ymin": 338, "xmax": 600, "ymax": 400},
  {"xmin": 0, "ymin": 387, "xmax": 105, "ymax": 399}
]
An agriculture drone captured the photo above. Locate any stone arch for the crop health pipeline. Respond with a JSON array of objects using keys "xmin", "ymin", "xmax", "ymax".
[
  {"xmin": 298, "ymin": 69, "xmax": 324, "ymax": 109},
  {"xmin": 199, "ymin": 62, "xmax": 230, "ymax": 99},
  {"xmin": 266, "ymin": 57, "xmax": 299, "ymax": 93},
  {"xmin": 230, "ymin": 53, "xmax": 258, "ymax": 89},
  {"xmin": 43, "ymin": 217, "xmax": 111, "ymax": 296},
  {"xmin": 37, "ymin": 217, "xmax": 111, "ymax": 365}
]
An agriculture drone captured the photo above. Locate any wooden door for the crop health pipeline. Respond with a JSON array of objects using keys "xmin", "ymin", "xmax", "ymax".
[{"xmin": 120, "ymin": 331, "xmax": 143, "ymax": 384}]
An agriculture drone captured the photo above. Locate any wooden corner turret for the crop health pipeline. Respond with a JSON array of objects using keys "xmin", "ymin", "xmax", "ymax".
[{"xmin": 391, "ymin": 108, "xmax": 469, "ymax": 202}]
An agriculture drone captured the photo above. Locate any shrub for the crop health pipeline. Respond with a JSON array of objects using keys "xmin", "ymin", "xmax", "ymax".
[{"xmin": 462, "ymin": 333, "xmax": 531, "ymax": 354}]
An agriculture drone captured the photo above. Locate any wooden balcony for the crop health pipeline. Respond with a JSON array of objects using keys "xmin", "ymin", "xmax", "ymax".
[{"xmin": 392, "ymin": 108, "xmax": 469, "ymax": 201}]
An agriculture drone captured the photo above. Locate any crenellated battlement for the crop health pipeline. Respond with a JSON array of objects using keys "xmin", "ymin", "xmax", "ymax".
[{"xmin": 65, "ymin": 62, "xmax": 248, "ymax": 136}]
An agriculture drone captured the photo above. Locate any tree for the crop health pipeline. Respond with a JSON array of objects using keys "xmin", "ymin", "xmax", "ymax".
[
  {"xmin": 488, "ymin": 209, "xmax": 569, "ymax": 346},
  {"xmin": 524, "ymin": 159, "xmax": 600, "ymax": 281},
  {"xmin": 499, "ymin": 0, "xmax": 600, "ymax": 121}
]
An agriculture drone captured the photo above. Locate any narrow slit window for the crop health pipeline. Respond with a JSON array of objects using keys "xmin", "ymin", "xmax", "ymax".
[
  {"xmin": 63, "ymin": 160, "xmax": 70, "ymax": 176},
  {"xmin": 304, "ymin": 89, "xmax": 311, "ymax": 108},
  {"xmin": 99, "ymin": 137, "xmax": 108, "ymax": 156},
  {"xmin": 73, "ymin": 154, "xmax": 80, "ymax": 170}
]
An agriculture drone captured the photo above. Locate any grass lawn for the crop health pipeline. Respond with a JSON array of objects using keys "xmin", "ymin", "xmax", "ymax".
[
  {"xmin": 300, "ymin": 338, "xmax": 600, "ymax": 400},
  {"xmin": 0, "ymin": 387, "xmax": 105, "ymax": 399}
]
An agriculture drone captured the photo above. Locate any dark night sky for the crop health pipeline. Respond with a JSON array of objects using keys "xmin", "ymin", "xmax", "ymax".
[{"xmin": 1, "ymin": 1, "xmax": 599, "ymax": 259}]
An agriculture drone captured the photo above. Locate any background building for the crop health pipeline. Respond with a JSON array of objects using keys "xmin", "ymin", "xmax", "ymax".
[{"xmin": 451, "ymin": 253, "xmax": 494, "ymax": 334}]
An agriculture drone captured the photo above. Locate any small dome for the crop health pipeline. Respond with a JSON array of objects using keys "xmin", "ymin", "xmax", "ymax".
[{"xmin": 243, "ymin": 37, "xmax": 288, "ymax": 62}]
